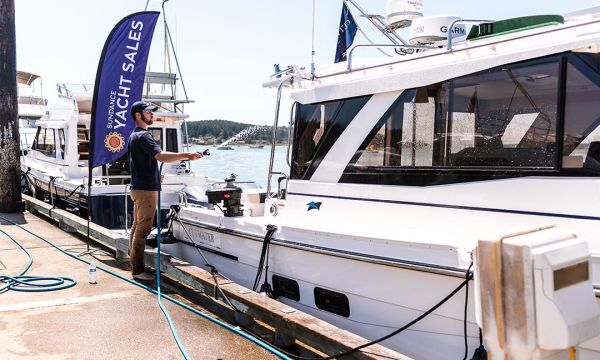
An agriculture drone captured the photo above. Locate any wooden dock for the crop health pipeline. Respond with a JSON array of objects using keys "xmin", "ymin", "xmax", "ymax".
[
  {"xmin": 0, "ymin": 210, "xmax": 277, "ymax": 359},
  {"xmin": 13, "ymin": 194, "xmax": 411, "ymax": 360}
]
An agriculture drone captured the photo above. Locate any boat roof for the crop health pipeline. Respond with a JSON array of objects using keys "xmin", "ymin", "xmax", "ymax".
[
  {"xmin": 154, "ymin": 111, "xmax": 189, "ymax": 119},
  {"xmin": 280, "ymin": 8, "xmax": 600, "ymax": 104}
]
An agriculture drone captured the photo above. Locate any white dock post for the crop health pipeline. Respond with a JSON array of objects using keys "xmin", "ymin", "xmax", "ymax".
[{"xmin": 475, "ymin": 225, "xmax": 600, "ymax": 360}]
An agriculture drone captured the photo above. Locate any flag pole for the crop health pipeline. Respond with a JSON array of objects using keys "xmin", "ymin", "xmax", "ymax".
[
  {"xmin": 77, "ymin": 131, "xmax": 105, "ymax": 258},
  {"xmin": 79, "ymin": 11, "xmax": 160, "ymax": 259},
  {"xmin": 310, "ymin": 0, "xmax": 316, "ymax": 78}
]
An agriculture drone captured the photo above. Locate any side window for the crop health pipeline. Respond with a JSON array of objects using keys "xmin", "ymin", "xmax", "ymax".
[
  {"xmin": 166, "ymin": 128, "xmax": 178, "ymax": 152},
  {"xmin": 58, "ymin": 129, "xmax": 65, "ymax": 159},
  {"xmin": 149, "ymin": 128, "xmax": 163, "ymax": 149},
  {"xmin": 40, "ymin": 128, "xmax": 56, "ymax": 157},
  {"xmin": 447, "ymin": 61, "xmax": 559, "ymax": 168},
  {"xmin": 31, "ymin": 127, "xmax": 41, "ymax": 151},
  {"xmin": 292, "ymin": 96, "xmax": 371, "ymax": 179},
  {"xmin": 562, "ymin": 54, "xmax": 600, "ymax": 173},
  {"xmin": 343, "ymin": 58, "xmax": 560, "ymax": 184},
  {"xmin": 351, "ymin": 85, "xmax": 443, "ymax": 168}
]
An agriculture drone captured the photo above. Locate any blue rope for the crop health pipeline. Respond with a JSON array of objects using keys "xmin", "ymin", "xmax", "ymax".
[
  {"xmin": 0, "ymin": 227, "xmax": 76, "ymax": 294},
  {"xmin": 0, "ymin": 212, "xmax": 289, "ymax": 359}
]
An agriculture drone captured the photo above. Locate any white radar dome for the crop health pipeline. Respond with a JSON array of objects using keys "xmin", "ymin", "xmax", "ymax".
[
  {"xmin": 386, "ymin": 0, "xmax": 423, "ymax": 30},
  {"xmin": 409, "ymin": 15, "xmax": 467, "ymax": 47}
]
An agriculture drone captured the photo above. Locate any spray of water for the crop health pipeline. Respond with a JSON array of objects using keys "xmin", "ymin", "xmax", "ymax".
[{"xmin": 216, "ymin": 125, "xmax": 271, "ymax": 148}]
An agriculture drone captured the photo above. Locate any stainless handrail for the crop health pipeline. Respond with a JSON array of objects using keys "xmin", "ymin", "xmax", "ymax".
[
  {"xmin": 347, "ymin": 44, "xmax": 436, "ymax": 71},
  {"xmin": 83, "ymin": 175, "xmax": 131, "ymax": 186},
  {"xmin": 125, "ymin": 183, "xmax": 187, "ymax": 234},
  {"xmin": 309, "ymin": 17, "xmax": 598, "ymax": 80},
  {"xmin": 286, "ymin": 101, "xmax": 297, "ymax": 169},
  {"xmin": 271, "ymin": 171, "xmax": 288, "ymax": 200},
  {"xmin": 447, "ymin": 19, "xmax": 493, "ymax": 51},
  {"xmin": 345, "ymin": 0, "xmax": 408, "ymax": 45},
  {"xmin": 266, "ymin": 77, "xmax": 292, "ymax": 198},
  {"xmin": 269, "ymin": 65, "xmax": 299, "ymax": 81}
]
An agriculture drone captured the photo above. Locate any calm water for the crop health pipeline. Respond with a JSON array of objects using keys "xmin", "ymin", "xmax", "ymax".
[{"xmin": 187, "ymin": 145, "xmax": 289, "ymax": 188}]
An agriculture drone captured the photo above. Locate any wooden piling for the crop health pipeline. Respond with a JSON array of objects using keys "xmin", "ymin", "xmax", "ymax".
[{"xmin": 0, "ymin": 0, "xmax": 24, "ymax": 213}]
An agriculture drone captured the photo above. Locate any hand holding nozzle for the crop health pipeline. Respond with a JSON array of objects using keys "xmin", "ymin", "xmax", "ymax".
[{"xmin": 186, "ymin": 149, "xmax": 210, "ymax": 161}]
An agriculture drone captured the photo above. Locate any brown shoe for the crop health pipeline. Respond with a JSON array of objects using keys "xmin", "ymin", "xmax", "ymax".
[{"xmin": 133, "ymin": 272, "xmax": 156, "ymax": 282}]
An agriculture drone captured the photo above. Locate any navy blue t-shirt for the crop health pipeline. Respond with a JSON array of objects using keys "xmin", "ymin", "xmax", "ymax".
[{"xmin": 128, "ymin": 127, "xmax": 162, "ymax": 191}]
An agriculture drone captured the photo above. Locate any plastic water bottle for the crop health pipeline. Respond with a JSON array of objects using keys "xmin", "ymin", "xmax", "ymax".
[{"xmin": 88, "ymin": 262, "xmax": 97, "ymax": 284}]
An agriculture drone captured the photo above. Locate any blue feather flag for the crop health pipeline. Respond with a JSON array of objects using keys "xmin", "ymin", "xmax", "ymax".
[
  {"xmin": 334, "ymin": 2, "xmax": 358, "ymax": 63},
  {"xmin": 89, "ymin": 11, "xmax": 160, "ymax": 169}
]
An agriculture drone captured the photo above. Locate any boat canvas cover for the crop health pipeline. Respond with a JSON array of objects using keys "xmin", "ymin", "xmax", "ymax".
[
  {"xmin": 467, "ymin": 15, "xmax": 565, "ymax": 40},
  {"xmin": 16, "ymin": 71, "xmax": 39, "ymax": 85}
]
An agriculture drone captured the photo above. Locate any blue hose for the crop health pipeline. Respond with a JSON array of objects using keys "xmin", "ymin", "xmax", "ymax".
[
  {"xmin": 0, "ymin": 211, "xmax": 289, "ymax": 359},
  {"xmin": 0, "ymin": 227, "xmax": 76, "ymax": 294},
  {"xmin": 156, "ymin": 165, "xmax": 191, "ymax": 359}
]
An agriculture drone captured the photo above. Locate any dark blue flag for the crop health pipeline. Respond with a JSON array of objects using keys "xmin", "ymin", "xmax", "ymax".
[
  {"xmin": 90, "ymin": 11, "xmax": 160, "ymax": 169},
  {"xmin": 334, "ymin": 3, "xmax": 358, "ymax": 63}
]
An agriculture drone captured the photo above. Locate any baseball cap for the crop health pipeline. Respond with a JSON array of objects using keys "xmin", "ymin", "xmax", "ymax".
[{"xmin": 130, "ymin": 101, "xmax": 158, "ymax": 117}]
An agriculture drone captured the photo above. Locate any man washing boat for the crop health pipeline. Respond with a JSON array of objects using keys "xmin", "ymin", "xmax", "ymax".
[{"xmin": 128, "ymin": 101, "xmax": 202, "ymax": 282}]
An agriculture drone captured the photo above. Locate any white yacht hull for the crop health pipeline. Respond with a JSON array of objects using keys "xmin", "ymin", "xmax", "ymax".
[
  {"xmin": 168, "ymin": 174, "xmax": 600, "ymax": 359},
  {"xmin": 165, "ymin": 209, "xmax": 480, "ymax": 360}
]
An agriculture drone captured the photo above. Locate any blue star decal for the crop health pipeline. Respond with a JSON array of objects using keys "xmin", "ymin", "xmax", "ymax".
[{"xmin": 306, "ymin": 201, "xmax": 322, "ymax": 211}]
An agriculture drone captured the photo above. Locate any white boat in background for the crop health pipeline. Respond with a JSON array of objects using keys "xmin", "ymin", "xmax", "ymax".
[
  {"xmin": 57, "ymin": 83, "xmax": 94, "ymax": 114},
  {"xmin": 21, "ymin": 72, "xmax": 218, "ymax": 230},
  {"xmin": 17, "ymin": 71, "xmax": 47, "ymax": 153},
  {"xmin": 163, "ymin": 4, "xmax": 600, "ymax": 359}
]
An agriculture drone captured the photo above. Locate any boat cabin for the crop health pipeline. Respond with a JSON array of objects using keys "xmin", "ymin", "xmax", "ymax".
[
  {"xmin": 27, "ymin": 112, "xmax": 187, "ymax": 182},
  {"xmin": 291, "ymin": 53, "xmax": 600, "ymax": 186}
]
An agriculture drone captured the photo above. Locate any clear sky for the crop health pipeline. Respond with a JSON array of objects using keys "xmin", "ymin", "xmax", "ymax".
[{"xmin": 15, "ymin": 0, "xmax": 598, "ymax": 125}]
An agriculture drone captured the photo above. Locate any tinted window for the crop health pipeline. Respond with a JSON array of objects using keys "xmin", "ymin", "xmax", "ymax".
[
  {"xmin": 342, "ymin": 58, "xmax": 560, "ymax": 185},
  {"xmin": 272, "ymin": 275, "xmax": 300, "ymax": 301},
  {"xmin": 34, "ymin": 128, "xmax": 56, "ymax": 157},
  {"xmin": 563, "ymin": 54, "xmax": 600, "ymax": 173},
  {"xmin": 166, "ymin": 128, "xmax": 178, "ymax": 152},
  {"xmin": 314, "ymin": 287, "xmax": 350, "ymax": 317},
  {"xmin": 447, "ymin": 61, "xmax": 559, "ymax": 168},
  {"xmin": 292, "ymin": 96, "xmax": 370, "ymax": 179},
  {"xmin": 351, "ymin": 85, "xmax": 444, "ymax": 168}
]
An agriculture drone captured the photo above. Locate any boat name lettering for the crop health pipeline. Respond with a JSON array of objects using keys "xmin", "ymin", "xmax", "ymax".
[
  {"xmin": 110, "ymin": 20, "xmax": 144, "ymax": 130},
  {"xmin": 190, "ymin": 228, "xmax": 215, "ymax": 243}
]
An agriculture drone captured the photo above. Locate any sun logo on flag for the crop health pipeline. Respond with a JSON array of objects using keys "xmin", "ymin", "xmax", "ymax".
[{"xmin": 104, "ymin": 132, "xmax": 125, "ymax": 153}]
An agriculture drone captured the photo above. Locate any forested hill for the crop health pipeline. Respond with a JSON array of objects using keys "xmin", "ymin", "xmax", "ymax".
[{"xmin": 185, "ymin": 119, "xmax": 289, "ymax": 145}]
